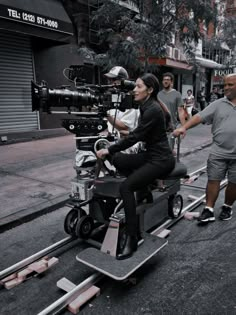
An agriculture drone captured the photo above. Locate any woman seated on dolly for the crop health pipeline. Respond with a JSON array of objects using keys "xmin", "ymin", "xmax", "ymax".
[{"xmin": 96, "ymin": 73, "xmax": 175, "ymax": 260}]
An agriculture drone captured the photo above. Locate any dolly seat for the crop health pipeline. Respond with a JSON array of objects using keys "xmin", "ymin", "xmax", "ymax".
[
  {"xmin": 93, "ymin": 163, "xmax": 187, "ymax": 199},
  {"xmin": 93, "ymin": 176, "xmax": 125, "ymax": 198},
  {"xmin": 160, "ymin": 162, "xmax": 187, "ymax": 180}
]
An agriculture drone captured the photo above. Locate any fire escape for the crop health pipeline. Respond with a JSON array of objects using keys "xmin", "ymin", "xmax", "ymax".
[{"xmin": 88, "ymin": 0, "xmax": 101, "ymax": 45}]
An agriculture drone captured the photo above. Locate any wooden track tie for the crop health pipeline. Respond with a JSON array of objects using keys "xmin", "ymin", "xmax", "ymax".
[
  {"xmin": 57, "ymin": 277, "xmax": 100, "ymax": 314},
  {"xmin": 0, "ymin": 257, "xmax": 58, "ymax": 289}
]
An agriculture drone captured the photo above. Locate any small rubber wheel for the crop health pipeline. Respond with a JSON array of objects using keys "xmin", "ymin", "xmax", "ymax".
[
  {"xmin": 64, "ymin": 208, "xmax": 86, "ymax": 236},
  {"xmin": 168, "ymin": 194, "xmax": 183, "ymax": 218},
  {"xmin": 75, "ymin": 215, "xmax": 94, "ymax": 239}
]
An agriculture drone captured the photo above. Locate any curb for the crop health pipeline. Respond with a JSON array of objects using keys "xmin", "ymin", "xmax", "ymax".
[
  {"xmin": 0, "ymin": 128, "xmax": 70, "ymax": 146},
  {"xmin": 0, "ymin": 194, "xmax": 70, "ymax": 233}
]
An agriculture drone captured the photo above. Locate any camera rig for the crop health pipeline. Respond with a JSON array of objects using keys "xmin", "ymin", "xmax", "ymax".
[
  {"xmin": 31, "ymin": 77, "xmax": 136, "ymax": 137},
  {"xmin": 31, "ymin": 68, "xmax": 137, "ymax": 203}
]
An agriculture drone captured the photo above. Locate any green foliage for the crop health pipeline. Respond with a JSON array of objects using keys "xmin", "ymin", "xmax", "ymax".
[
  {"xmin": 221, "ymin": 16, "xmax": 236, "ymax": 51},
  {"xmin": 61, "ymin": 0, "xmax": 219, "ymax": 76},
  {"xmin": 91, "ymin": 0, "xmax": 218, "ymax": 75},
  {"xmin": 201, "ymin": 15, "xmax": 236, "ymax": 67}
]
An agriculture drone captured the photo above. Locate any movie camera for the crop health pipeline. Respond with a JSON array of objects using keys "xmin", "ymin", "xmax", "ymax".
[{"xmin": 31, "ymin": 77, "xmax": 137, "ymax": 137}]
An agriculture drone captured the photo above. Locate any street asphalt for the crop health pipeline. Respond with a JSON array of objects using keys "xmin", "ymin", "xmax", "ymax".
[
  {"xmin": 0, "ymin": 124, "xmax": 212, "ymax": 232},
  {"xmin": 1, "ymin": 125, "xmax": 236, "ymax": 315}
]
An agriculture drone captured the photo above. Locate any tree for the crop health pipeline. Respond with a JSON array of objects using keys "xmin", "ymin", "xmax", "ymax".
[
  {"xmin": 221, "ymin": 16, "xmax": 236, "ymax": 66},
  {"xmin": 91, "ymin": 0, "xmax": 218, "ymax": 76}
]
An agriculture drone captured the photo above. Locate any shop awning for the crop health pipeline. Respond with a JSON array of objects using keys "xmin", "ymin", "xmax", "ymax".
[
  {"xmin": 195, "ymin": 56, "xmax": 223, "ymax": 69},
  {"xmin": 145, "ymin": 55, "xmax": 225, "ymax": 71},
  {"xmin": 0, "ymin": 0, "xmax": 73, "ymax": 42},
  {"xmin": 146, "ymin": 57, "xmax": 193, "ymax": 71}
]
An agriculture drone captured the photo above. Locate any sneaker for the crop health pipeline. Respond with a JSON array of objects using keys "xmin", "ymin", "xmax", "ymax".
[
  {"xmin": 219, "ymin": 206, "xmax": 232, "ymax": 221},
  {"xmin": 198, "ymin": 208, "xmax": 215, "ymax": 222}
]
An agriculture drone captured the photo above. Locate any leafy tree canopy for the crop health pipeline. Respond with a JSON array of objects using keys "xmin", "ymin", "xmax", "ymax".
[
  {"xmin": 91, "ymin": 0, "xmax": 217, "ymax": 74},
  {"xmin": 221, "ymin": 16, "xmax": 236, "ymax": 51}
]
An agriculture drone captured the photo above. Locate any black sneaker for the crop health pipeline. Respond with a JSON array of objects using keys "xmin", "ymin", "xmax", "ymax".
[
  {"xmin": 198, "ymin": 208, "xmax": 215, "ymax": 222},
  {"xmin": 219, "ymin": 206, "xmax": 232, "ymax": 221}
]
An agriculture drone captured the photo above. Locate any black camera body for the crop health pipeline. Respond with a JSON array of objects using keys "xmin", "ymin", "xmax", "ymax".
[
  {"xmin": 31, "ymin": 78, "xmax": 136, "ymax": 136},
  {"xmin": 31, "ymin": 79, "xmax": 136, "ymax": 115}
]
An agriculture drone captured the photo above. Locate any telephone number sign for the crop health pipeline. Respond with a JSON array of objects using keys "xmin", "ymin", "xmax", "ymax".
[{"xmin": 0, "ymin": 5, "xmax": 72, "ymax": 34}]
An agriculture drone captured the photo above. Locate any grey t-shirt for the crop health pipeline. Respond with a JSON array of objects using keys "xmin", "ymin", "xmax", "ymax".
[
  {"xmin": 198, "ymin": 97, "xmax": 236, "ymax": 158},
  {"xmin": 158, "ymin": 89, "xmax": 184, "ymax": 127}
]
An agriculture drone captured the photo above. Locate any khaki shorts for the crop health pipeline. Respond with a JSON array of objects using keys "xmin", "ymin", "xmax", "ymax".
[{"xmin": 207, "ymin": 154, "xmax": 236, "ymax": 183}]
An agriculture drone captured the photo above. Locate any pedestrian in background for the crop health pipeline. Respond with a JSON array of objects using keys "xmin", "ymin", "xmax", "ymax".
[
  {"xmin": 208, "ymin": 86, "xmax": 219, "ymax": 104},
  {"xmin": 173, "ymin": 73, "xmax": 236, "ymax": 223},
  {"xmin": 158, "ymin": 72, "xmax": 186, "ymax": 129},
  {"xmin": 157, "ymin": 72, "xmax": 185, "ymax": 191},
  {"xmin": 184, "ymin": 89, "xmax": 195, "ymax": 120},
  {"xmin": 197, "ymin": 87, "xmax": 206, "ymax": 110}
]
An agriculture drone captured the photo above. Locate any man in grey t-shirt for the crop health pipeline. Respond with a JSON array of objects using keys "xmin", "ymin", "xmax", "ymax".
[
  {"xmin": 158, "ymin": 72, "xmax": 186, "ymax": 128},
  {"xmin": 173, "ymin": 73, "xmax": 236, "ymax": 223},
  {"xmin": 157, "ymin": 72, "xmax": 186, "ymax": 191}
]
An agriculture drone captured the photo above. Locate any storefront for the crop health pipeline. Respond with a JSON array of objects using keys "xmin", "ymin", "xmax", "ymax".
[
  {"xmin": 212, "ymin": 67, "xmax": 235, "ymax": 97},
  {"xmin": 0, "ymin": 0, "xmax": 73, "ymax": 138},
  {"xmin": 145, "ymin": 56, "xmax": 193, "ymax": 97},
  {"xmin": 195, "ymin": 56, "xmax": 224, "ymax": 98}
]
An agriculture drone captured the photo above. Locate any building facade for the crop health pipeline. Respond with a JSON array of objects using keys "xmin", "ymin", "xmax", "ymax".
[
  {"xmin": 0, "ymin": 0, "xmax": 75, "ymax": 141},
  {"xmin": 1, "ymin": 0, "xmax": 235, "ymax": 142}
]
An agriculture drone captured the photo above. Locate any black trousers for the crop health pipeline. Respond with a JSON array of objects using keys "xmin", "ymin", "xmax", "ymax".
[
  {"xmin": 199, "ymin": 101, "xmax": 205, "ymax": 111},
  {"xmin": 113, "ymin": 152, "xmax": 175, "ymax": 236}
]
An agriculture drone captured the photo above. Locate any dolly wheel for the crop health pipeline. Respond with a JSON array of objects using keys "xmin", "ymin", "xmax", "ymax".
[
  {"xmin": 64, "ymin": 208, "xmax": 86, "ymax": 236},
  {"xmin": 76, "ymin": 216, "xmax": 94, "ymax": 239},
  {"xmin": 168, "ymin": 194, "xmax": 183, "ymax": 218},
  {"xmin": 64, "ymin": 208, "xmax": 79, "ymax": 236}
]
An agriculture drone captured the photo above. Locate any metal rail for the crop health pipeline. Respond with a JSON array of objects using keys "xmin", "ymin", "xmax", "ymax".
[
  {"xmin": 152, "ymin": 178, "xmax": 228, "ymax": 235},
  {"xmin": 0, "ymin": 236, "xmax": 74, "ymax": 280},
  {"xmin": 177, "ymin": 178, "xmax": 227, "ymax": 222},
  {"xmin": 186, "ymin": 165, "xmax": 206, "ymax": 178},
  {"xmin": 38, "ymin": 273, "xmax": 104, "ymax": 315},
  {"xmin": 3, "ymin": 165, "xmax": 228, "ymax": 314},
  {"xmin": 0, "ymin": 235, "xmax": 103, "ymax": 282},
  {"xmin": 38, "ymin": 174, "xmax": 228, "ymax": 315}
]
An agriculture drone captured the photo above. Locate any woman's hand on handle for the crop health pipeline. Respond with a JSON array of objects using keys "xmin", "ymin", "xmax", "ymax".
[{"xmin": 96, "ymin": 148, "xmax": 109, "ymax": 159}]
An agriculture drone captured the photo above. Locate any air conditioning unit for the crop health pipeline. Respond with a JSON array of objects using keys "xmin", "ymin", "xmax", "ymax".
[
  {"xmin": 173, "ymin": 48, "xmax": 180, "ymax": 60},
  {"xmin": 166, "ymin": 46, "xmax": 173, "ymax": 58},
  {"xmin": 180, "ymin": 53, "xmax": 187, "ymax": 61}
]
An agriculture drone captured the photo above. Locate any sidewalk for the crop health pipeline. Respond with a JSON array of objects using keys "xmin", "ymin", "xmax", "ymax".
[{"xmin": 0, "ymin": 124, "xmax": 212, "ymax": 232}]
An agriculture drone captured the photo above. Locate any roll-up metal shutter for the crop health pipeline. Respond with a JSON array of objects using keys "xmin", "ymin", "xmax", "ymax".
[{"xmin": 0, "ymin": 31, "xmax": 38, "ymax": 133}]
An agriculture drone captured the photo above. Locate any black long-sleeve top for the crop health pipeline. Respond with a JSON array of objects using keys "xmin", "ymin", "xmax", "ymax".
[{"xmin": 108, "ymin": 97, "xmax": 173, "ymax": 162}]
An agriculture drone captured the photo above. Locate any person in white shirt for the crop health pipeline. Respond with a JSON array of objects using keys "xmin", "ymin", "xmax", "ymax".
[
  {"xmin": 184, "ymin": 89, "xmax": 195, "ymax": 120},
  {"xmin": 104, "ymin": 66, "xmax": 140, "ymax": 153}
]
